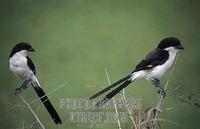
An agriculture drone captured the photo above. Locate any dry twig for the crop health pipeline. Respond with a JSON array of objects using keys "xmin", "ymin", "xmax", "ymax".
[
  {"xmin": 121, "ymin": 89, "xmax": 138, "ymax": 129},
  {"xmin": 105, "ymin": 68, "xmax": 122, "ymax": 129},
  {"xmin": 19, "ymin": 94, "xmax": 45, "ymax": 129}
]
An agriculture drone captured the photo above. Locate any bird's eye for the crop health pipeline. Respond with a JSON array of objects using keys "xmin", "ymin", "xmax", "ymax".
[{"xmin": 27, "ymin": 45, "xmax": 31, "ymax": 49}]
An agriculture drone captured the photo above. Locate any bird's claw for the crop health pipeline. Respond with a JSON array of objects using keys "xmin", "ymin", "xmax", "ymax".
[
  {"xmin": 15, "ymin": 80, "xmax": 29, "ymax": 95},
  {"xmin": 152, "ymin": 80, "xmax": 160, "ymax": 87},
  {"xmin": 15, "ymin": 88, "xmax": 21, "ymax": 95},
  {"xmin": 157, "ymin": 89, "xmax": 166, "ymax": 98}
]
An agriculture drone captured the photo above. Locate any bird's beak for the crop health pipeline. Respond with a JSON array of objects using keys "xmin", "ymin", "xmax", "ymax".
[
  {"xmin": 28, "ymin": 47, "xmax": 36, "ymax": 52},
  {"xmin": 176, "ymin": 44, "xmax": 184, "ymax": 50}
]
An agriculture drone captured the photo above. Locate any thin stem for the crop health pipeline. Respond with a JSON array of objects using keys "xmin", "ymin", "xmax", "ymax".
[
  {"xmin": 19, "ymin": 94, "xmax": 45, "ymax": 129},
  {"xmin": 105, "ymin": 68, "xmax": 122, "ymax": 129},
  {"xmin": 121, "ymin": 89, "xmax": 138, "ymax": 129}
]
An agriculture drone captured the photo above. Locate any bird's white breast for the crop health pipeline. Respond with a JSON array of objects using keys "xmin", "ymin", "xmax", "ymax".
[{"xmin": 9, "ymin": 51, "xmax": 32, "ymax": 80}]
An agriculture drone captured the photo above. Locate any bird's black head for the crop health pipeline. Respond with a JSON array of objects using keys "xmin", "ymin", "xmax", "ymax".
[
  {"xmin": 157, "ymin": 37, "xmax": 184, "ymax": 50},
  {"xmin": 9, "ymin": 42, "xmax": 35, "ymax": 57}
]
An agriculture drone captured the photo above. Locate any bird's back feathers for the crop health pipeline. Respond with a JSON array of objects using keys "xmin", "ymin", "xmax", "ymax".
[{"xmin": 133, "ymin": 49, "xmax": 169, "ymax": 72}]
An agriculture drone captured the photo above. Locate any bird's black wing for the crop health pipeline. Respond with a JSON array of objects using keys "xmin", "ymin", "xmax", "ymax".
[
  {"xmin": 133, "ymin": 49, "xmax": 169, "ymax": 72},
  {"xmin": 27, "ymin": 56, "xmax": 36, "ymax": 75}
]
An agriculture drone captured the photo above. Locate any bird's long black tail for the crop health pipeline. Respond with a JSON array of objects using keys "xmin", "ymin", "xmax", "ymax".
[
  {"xmin": 31, "ymin": 83, "xmax": 62, "ymax": 124},
  {"xmin": 89, "ymin": 74, "xmax": 132, "ymax": 99},
  {"xmin": 96, "ymin": 79, "xmax": 133, "ymax": 106}
]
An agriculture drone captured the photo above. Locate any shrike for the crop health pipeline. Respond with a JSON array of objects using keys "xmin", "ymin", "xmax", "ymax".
[
  {"xmin": 90, "ymin": 37, "xmax": 184, "ymax": 106},
  {"xmin": 9, "ymin": 42, "xmax": 62, "ymax": 124}
]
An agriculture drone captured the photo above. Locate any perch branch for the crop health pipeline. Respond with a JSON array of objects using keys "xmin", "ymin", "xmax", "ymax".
[{"xmin": 19, "ymin": 93, "xmax": 45, "ymax": 129}]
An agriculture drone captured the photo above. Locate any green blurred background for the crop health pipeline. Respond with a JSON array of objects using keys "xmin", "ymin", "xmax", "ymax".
[{"xmin": 0, "ymin": 0, "xmax": 200, "ymax": 129}]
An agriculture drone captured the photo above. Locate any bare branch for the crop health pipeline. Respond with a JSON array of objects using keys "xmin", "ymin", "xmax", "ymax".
[
  {"xmin": 19, "ymin": 94, "xmax": 45, "ymax": 129},
  {"xmin": 121, "ymin": 89, "xmax": 138, "ymax": 129},
  {"xmin": 105, "ymin": 68, "xmax": 122, "ymax": 129}
]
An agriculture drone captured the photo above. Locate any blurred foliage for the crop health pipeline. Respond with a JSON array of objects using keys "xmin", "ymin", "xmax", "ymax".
[{"xmin": 0, "ymin": 0, "xmax": 200, "ymax": 129}]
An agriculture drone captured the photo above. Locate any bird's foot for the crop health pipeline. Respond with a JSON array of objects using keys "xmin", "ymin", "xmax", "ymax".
[
  {"xmin": 15, "ymin": 80, "xmax": 29, "ymax": 95},
  {"xmin": 157, "ymin": 89, "xmax": 166, "ymax": 98},
  {"xmin": 151, "ymin": 78, "xmax": 166, "ymax": 98},
  {"xmin": 15, "ymin": 87, "xmax": 22, "ymax": 95},
  {"xmin": 152, "ymin": 78, "xmax": 161, "ymax": 87}
]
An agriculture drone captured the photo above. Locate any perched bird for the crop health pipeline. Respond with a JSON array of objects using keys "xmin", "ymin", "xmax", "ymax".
[
  {"xmin": 90, "ymin": 37, "xmax": 184, "ymax": 106},
  {"xmin": 9, "ymin": 42, "xmax": 62, "ymax": 124}
]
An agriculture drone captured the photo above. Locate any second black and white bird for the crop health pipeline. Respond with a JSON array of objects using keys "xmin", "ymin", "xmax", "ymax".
[{"xmin": 90, "ymin": 37, "xmax": 184, "ymax": 106}]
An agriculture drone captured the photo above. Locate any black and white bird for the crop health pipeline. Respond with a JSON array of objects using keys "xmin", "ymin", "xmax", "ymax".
[
  {"xmin": 9, "ymin": 42, "xmax": 62, "ymax": 124},
  {"xmin": 90, "ymin": 37, "xmax": 184, "ymax": 106}
]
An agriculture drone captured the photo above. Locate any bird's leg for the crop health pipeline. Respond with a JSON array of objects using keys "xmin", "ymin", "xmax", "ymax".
[
  {"xmin": 151, "ymin": 78, "xmax": 166, "ymax": 98},
  {"xmin": 22, "ymin": 79, "xmax": 31, "ymax": 90},
  {"xmin": 15, "ymin": 80, "xmax": 30, "ymax": 95}
]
